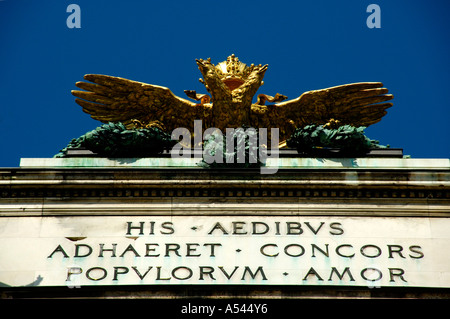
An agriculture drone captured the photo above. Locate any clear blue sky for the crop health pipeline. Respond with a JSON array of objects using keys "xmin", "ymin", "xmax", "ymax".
[{"xmin": 0, "ymin": 0, "xmax": 449, "ymax": 167}]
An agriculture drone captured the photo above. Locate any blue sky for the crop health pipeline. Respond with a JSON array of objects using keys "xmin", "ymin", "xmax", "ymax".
[{"xmin": 0, "ymin": 0, "xmax": 449, "ymax": 166}]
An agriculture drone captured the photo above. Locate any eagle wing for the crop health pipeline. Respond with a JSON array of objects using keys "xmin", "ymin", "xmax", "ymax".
[
  {"xmin": 72, "ymin": 74, "xmax": 209, "ymax": 131},
  {"xmin": 251, "ymin": 82, "xmax": 393, "ymax": 140}
]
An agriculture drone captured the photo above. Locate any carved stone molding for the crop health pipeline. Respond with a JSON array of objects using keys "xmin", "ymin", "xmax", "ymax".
[{"xmin": 1, "ymin": 166, "xmax": 449, "ymax": 217}]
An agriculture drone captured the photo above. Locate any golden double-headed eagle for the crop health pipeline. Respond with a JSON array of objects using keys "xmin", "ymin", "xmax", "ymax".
[{"xmin": 72, "ymin": 54, "xmax": 393, "ymax": 142}]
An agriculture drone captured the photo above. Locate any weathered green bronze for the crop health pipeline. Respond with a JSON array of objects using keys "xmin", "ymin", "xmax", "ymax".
[
  {"xmin": 198, "ymin": 127, "xmax": 263, "ymax": 169},
  {"xmin": 287, "ymin": 124, "xmax": 387, "ymax": 155},
  {"xmin": 55, "ymin": 122, "xmax": 175, "ymax": 158}
]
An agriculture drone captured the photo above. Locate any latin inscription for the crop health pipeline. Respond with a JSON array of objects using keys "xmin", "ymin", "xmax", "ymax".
[
  {"xmin": 41, "ymin": 218, "xmax": 429, "ymax": 287},
  {"xmin": 2, "ymin": 216, "xmax": 447, "ymax": 287}
]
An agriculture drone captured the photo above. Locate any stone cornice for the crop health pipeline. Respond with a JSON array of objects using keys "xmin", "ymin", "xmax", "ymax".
[{"xmin": 1, "ymin": 163, "xmax": 449, "ymax": 217}]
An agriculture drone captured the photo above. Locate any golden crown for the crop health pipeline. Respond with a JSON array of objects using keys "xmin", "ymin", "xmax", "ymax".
[{"xmin": 214, "ymin": 54, "xmax": 255, "ymax": 90}]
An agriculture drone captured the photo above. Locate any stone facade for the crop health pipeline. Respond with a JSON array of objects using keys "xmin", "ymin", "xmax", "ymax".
[{"xmin": 0, "ymin": 157, "xmax": 449, "ymax": 298}]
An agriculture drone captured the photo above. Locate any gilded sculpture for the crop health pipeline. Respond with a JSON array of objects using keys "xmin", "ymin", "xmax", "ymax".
[{"xmin": 72, "ymin": 54, "xmax": 393, "ymax": 144}]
